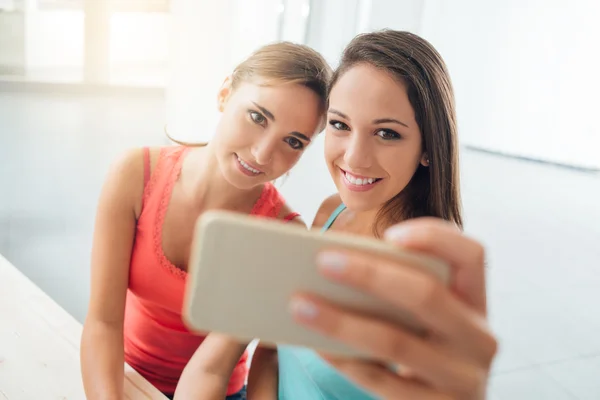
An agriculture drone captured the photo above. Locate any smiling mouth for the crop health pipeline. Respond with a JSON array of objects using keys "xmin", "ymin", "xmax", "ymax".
[
  {"xmin": 340, "ymin": 168, "xmax": 383, "ymax": 186},
  {"xmin": 236, "ymin": 154, "xmax": 263, "ymax": 175}
]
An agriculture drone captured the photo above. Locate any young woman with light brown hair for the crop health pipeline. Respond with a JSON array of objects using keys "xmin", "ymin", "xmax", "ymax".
[{"xmin": 80, "ymin": 42, "xmax": 332, "ymax": 400}]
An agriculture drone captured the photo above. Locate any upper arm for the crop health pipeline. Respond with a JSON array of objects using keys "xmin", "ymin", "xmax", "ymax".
[
  {"xmin": 276, "ymin": 202, "xmax": 307, "ymax": 228},
  {"xmin": 86, "ymin": 148, "xmax": 146, "ymax": 326},
  {"xmin": 311, "ymin": 194, "xmax": 342, "ymax": 230}
]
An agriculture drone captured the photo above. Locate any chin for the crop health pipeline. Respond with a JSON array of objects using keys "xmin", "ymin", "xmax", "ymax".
[
  {"xmin": 218, "ymin": 155, "xmax": 260, "ymax": 190},
  {"xmin": 339, "ymin": 194, "xmax": 381, "ymax": 213},
  {"xmin": 219, "ymin": 156, "xmax": 269, "ymax": 190},
  {"xmin": 335, "ymin": 185, "xmax": 379, "ymax": 214}
]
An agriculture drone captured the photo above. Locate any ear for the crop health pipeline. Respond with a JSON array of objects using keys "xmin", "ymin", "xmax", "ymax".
[
  {"xmin": 217, "ymin": 75, "xmax": 233, "ymax": 112},
  {"xmin": 420, "ymin": 152, "xmax": 430, "ymax": 167}
]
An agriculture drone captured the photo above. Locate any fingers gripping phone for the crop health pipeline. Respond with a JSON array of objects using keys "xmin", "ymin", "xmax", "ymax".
[{"xmin": 183, "ymin": 211, "xmax": 450, "ymax": 358}]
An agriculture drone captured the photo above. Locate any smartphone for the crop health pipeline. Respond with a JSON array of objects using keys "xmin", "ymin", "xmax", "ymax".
[{"xmin": 183, "ymin": 210, "xmax": 450, "ymax": 358}]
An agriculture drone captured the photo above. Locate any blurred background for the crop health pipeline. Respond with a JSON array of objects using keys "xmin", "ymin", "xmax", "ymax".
[{"xmin": 0, "ymin": 0, "xmax": 599, "ymax": 398}]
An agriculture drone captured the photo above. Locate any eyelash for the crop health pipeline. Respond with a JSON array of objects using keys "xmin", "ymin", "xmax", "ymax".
[
  {"xmin": 285, "ymin": 137, "xmax": 304, "ymax": 150},
  {"xmin": 328, "ymin": 119, "xmax": 402, "ymax": 140},
  {"xmin": 375, "ymin": 129, "xmax": 401, "ymax": 140},
  {"xmin": 329, "ymin": 120, "xmax": 349, "ymax": 131},
  {"xmin": 249, "ymin": 110, "xmax": 305, "ymax": 150},
  {"xmin": 249, "ymin": 110, "xmax": 266, "ymax": 126}
]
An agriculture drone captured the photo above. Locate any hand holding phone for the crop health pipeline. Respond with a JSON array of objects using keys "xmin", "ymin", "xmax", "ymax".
[{"xmin": 183, "ymin": 211, "xmax": 450, "ymax": 358}]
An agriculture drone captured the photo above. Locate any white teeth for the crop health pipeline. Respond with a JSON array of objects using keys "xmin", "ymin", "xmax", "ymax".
[
  {"xmin": 238, "ymin": 157, "xmax": 260, "ymax": 174},
  {"xmin": 344, "ymin": 172, "xmax": 377, "ymax": 186}
]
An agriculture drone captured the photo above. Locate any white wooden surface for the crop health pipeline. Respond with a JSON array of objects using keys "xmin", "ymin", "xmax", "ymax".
[{"xmin": 0, "ymin": 254, "xmax": 167, "ymax": 399}]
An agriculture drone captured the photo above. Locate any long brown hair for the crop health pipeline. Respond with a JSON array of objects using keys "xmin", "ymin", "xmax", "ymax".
[
  {"xmin": 167, "ymin": 41, "xmax": 332, "ymax": 146},
  {"xmin": 330, "ymin": 30, "xmax": 463, "ymax": 232}
]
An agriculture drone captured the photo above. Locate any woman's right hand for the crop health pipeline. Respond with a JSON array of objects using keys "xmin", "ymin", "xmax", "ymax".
[{"xmin": 291, "ymin": 218, "xmax": 497, "ymax": 399}]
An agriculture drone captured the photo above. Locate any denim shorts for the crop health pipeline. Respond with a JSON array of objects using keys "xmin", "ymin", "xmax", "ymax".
[
  {"xmin": 165, "ymin": 385, "xmax": 246, "ymax": 400},
  {"xmin": 226, "ymin": 386, "xmax": 247, "ymax": 400}
]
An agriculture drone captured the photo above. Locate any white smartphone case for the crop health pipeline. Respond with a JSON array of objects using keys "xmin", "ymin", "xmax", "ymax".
[{"xmin": 183, "ymin": 211, "xmax": 450, "ymax": 358}]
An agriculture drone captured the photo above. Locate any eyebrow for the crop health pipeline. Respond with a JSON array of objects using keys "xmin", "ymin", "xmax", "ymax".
[
  {"xmin": 291, "ymin": 132, "xmax": 311, "ymax": 142},
  {"xmin": 373, "ymin": 118, "xmax": 409, "ymax": 128},
  {"xmin": 329, "ymin": 109, "xmax": 409, "ymax": 128},
  {"xmin": 252, "ymin": 102, "xmax": 275, "ymax": 121},
  {"xmin": 253, "ymin": 102, "xmax": 311, "ymax": 143}
]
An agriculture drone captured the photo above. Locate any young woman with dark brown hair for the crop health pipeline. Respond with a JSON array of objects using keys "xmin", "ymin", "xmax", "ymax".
[{"xmin": 247, "ymin": 30, "xmax": 497, "ymax": 400}]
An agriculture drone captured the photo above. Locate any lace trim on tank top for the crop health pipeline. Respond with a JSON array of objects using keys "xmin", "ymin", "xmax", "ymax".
[
  {"xmin": 250, "ymin": 182, "xmax": 283, "ymax": 217},
  {"xmin": 249, "ymin": 185, "xmax": 269, "ymax": 215},
  {"xmin": 154, "ymin": 147, "xmax": 191, "ymax": 280}
]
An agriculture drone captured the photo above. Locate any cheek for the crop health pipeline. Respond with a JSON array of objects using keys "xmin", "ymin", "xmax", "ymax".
[
  {"xmin": 383, "ymin": 149, "xmax": 420, "ymax": 185},
  {"xmin": 270, "ymin": 153, "xmax": 300, "ymax": 177},
  {"xmin": 221, "ymin": 115, "xmax": 256, "ymax": 144},
  {"xmin": 324, "ymin": 131, "xmax": 344, "ymax": 165}
]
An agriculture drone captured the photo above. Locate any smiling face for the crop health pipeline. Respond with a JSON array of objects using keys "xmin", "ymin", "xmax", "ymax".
[
  {"xmin": 324, "ymin": 63, "xmax": 429, "ymax": 212},
  {"xmin": 213, "ymin": 77, "xmax": 324, "ymax": 190}
]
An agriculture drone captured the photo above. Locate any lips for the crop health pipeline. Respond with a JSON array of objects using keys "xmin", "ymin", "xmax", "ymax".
[
  {"xmin": 235, "ymin": 154, "xmax": 263, "ymax": 175},
  {"xmin": 339, "ymin": 168, "xmax": 383, "ymax": 192},
  {"xmin": 341, "ymin": 168, "xmax": 382, "ymax": 186}
]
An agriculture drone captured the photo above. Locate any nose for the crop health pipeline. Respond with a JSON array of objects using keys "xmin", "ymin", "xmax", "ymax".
[
  {"xmin": 251, "ymin": 136, "xmax": 276, "ymax": 166},
  {"xmin": 343, "ymin": 133, "xmax": 373, "ymax": 170}
]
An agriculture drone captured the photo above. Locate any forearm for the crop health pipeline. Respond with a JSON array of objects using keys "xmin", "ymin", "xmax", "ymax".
[
  {"xmin": 247, "ymin": 346, "xmax": 278, "ymax": 400},
  {"xmin": 174, "ymin": 334, "xmax": 247, "ymax": 400},
  {"xmin": 174, "ymin": 370, "xmax": 230, "ymax": 400},
  {"xmin": 80, "ymin": 321, "xmax": 125, "ymax": 400}
]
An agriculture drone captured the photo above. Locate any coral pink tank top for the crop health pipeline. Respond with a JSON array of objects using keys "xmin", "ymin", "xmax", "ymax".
[{"xmin": 124, "ymin": 146, "xmax": 299, "ymax": 395}]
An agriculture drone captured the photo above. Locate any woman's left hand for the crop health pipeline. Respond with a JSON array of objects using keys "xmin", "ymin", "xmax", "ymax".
[{"xmin": 289, "ymin": 218, "xmax": 498, "ymax": 400}]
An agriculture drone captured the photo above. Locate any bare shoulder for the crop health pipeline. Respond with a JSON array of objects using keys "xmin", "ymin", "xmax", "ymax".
[
  {"xmin": 104, "ymin": 148, "xmax": 145, "ymax": 193},
  {"xmin": 106, "ymin": 147, "xmax": 164, "ymax": 217},
  {"xmin": 311, "ymin": 193, "xmax": 342, "ymax": 230},
  {"xmin": 276, "ymin": 202, "xmax": 307, "ymax": 228}
]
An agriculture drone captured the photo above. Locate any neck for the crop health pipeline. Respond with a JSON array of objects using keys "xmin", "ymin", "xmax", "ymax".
[
  {"xmin": 182, "ymin": 144, "xmax": 263, "ymax": 209},
  {"xmin": 341, "ymin": 207, "xmax": 381, "ymax": 237}
]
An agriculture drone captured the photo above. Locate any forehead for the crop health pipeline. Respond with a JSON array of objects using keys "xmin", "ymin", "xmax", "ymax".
[{"xmin": 329, "ymin": 64, "xmax": 415, "ymax": 122}]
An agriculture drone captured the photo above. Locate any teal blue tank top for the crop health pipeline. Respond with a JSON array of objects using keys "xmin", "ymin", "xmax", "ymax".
[{"xmin": 277, "ymin": 203, "xmax": 378, "ymax": 399}]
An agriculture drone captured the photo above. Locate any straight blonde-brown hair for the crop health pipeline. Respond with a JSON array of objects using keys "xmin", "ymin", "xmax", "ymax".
[{"xmin": 167, "ymin": 41, "xmax": 332, "ymax": 146}]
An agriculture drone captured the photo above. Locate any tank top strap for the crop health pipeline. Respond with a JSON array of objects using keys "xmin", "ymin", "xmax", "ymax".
[
  {"xmin": 321, "ymin": 203, "xmax": 346, "ymax": 232},
  {"xmin": 141, "ymin": 146, "xmax": 190, "ymax": 218}
]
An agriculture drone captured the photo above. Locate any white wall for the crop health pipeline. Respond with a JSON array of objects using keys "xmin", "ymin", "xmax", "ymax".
[
  {"xmin": 366, "ymin": 0, "xmax": 424, "ymax": 32},
  {"xmin": 0, "ymin": 12, "xmax": 26, "ymax": 71},
  {"xmin": 419, "ymin": 0, "xmax": 600, "ymax": 169},
  {"xmin": 24, "ymin": 10, "xmax": 84, "ymax": 69},
  {"xmin": 0, "ymin": 8, "xmax": 82, "ymax": 73},
  {"xmin": 280, "ymin": 0, "xmax": 310, "ymax": 43},
  {"xmin": 0, "ymin": 7, "xmax": 169, "ymax": 81},
  {"xmin": 0, "ymin": 0, "xmax": 14, "ymax": 10},
  {"xmin": 305, "ymin": 0, "xmax": 362, "ymax": 67}
]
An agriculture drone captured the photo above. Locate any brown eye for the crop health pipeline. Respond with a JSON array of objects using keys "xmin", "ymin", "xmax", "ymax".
[
  {"xmin": 285, "ymin": 136, "xmax": 304, "ymax": 150},
  {"xmin": 376, "ymin": 129, "xmax": 401, "ymax": 140},
  {"xmin": 329, "ymin": 120, "xmax": 349, "ymax": 130},
  {"xmin": 250, "ymin": 111, "xmax": 266, "ymax": 125}
]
